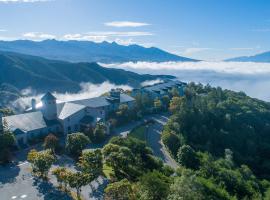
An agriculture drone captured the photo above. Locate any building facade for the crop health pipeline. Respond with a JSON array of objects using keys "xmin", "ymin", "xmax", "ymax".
[
  {"xmin": 0, "ymin": 89, "xmax": 135, "ymax": 145},
  {"xmin": 131, "ymin": 80, "xmax": 186, "ymax": 100}
]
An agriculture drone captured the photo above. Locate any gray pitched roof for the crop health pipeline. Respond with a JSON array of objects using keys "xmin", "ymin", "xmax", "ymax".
[
  {"xmin": 57, "ymin": 102, "xmax": 86, "ymax": 120},
  {"xmin": 119, "ymin": 93, "xmax": 135, "ymax": 103},
  {"xmin": 71, "ymin": 96, "xmax": 110, "ymax": 108},
  {"xmin": 41, "ymin": 92, "xmax": 56, "ymax": 101},
  {"xmin": 70, "ymin": 94, "xmax": 135, "ymax": 108},
  {"xmin": 143, "ymin": 80, "xmax": 183, "ymax": 94},
  {"xmin": 3, "ymin": 111, "xmax": 47, "ymax": 133}
]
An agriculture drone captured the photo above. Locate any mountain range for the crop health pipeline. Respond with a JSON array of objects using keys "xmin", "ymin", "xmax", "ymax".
[
  {"xmin": 0, "ymin": 51, "xmax": 174, "ymax": 95},
  {"xmin": 226, "ymin": 51, "xmax": 270, "ymax": 63},
  {"xmin": 0, "ymin": 40, "xmax": 197, "ymax": 63}
]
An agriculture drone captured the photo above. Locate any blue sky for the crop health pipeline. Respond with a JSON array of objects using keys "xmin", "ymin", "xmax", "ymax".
[{"xmin": 0, "ymin": 0, "xmax": 269, "ymax": 60}]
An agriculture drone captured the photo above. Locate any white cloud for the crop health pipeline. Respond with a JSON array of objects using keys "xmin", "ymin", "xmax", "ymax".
[
  {"xmin": 105, "ymin": 21, "xmax": 150, "ymax": 28},
  {"xmin": 63, "ymin": 33, "xmax": 107, "ymax": 42},
  {"xmin": 13, "ymin": 82, "xmax": 132, "ymax": 111},
  {"xmin": 0, "ymin": 0, "xmax": 52, "ymax": 2},
  {"xmin": 102, "ymin": 61, "xmax": 270, "ymax": 101},
  {"xmin": 22, "ymin": 32, "xmax": 56, "ymax": 40},
  {"xmin": 61, "ymin": 31, "xmax": 153, "ymax": 43},
  {"xmin": 86, "ymin": 31, "xmax": 153, "ymax": 37},
  {"xmin": 141, "ymin": 79, "xmax": 164, "ymax": 87},
  {"xmin": 104, "ymin": 61, "xmax": 270, "ymax": 75},
  {"xmin": 0, "ymin": 29, "xmax": 7, "ymax": 32}
]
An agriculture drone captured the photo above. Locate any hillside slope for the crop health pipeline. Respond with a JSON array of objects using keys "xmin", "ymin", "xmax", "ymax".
[
  {"xmin": 0, "ymin": 51, "xmax": 174, "ymax": 93},
  {"xmin": 0, "ymin": 40, "xmax": 198, "ymax": 63},
  {"xmin": 226, "ymin": 51, "xmax": 270, "ymax": 63}
]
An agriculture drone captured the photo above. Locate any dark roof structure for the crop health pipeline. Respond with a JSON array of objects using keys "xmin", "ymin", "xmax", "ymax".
[
  {"xmin": 41, "ymin": 92, "xmax": 56, "ymax": 101},
  {"xmin": 71, "ymin": 93, "xmax": 134, "ymax": 108},
  {"xmin": 143, "ymin": 80, "xmax": 184, "ymax": 94}
]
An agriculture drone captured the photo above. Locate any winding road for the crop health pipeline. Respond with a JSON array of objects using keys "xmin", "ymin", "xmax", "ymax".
[{"xmin": 145, "ymin": 114, "xmax": 179, "ymax": 169}]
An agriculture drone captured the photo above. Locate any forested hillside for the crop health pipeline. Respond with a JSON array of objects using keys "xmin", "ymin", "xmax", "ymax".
[
  {"xmin": 159, "ymin": 83, "xmax": 270, "ymax": 198},
  {"xmin": 0, "ymin": 51, "xmax": 173, "ymax": 93}
]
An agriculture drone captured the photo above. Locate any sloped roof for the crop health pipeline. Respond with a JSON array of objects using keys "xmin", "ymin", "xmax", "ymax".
[
  {"xmin": 3, "ymin": 111, "xmax": 47, "ymax": 133},
  {"xmin": 71, "ymin": 96, "xmax": 110, "ymax": 108},
  {"xmin": 41, "ymin": 92, "xmax": 56, "ymax": 101},
  {"xmin": 70, "ymin": 93, "xmax": 135, "ymax": 108},
  {"xmin": 120, "ymin": 93, "xmax": 135, "ymax": 103},
  {"xmin": 57, "ymin": 102, "xmax": 86, "ymax": 120},
  {"xmin": 143, "ymin": 80, "xmax": 183, "ymax": 93}
]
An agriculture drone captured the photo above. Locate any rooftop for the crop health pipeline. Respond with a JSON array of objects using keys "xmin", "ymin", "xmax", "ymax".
[
  {"xmin": 41, "ymin": 92, "xmax": 56, "ymax": 101},
  {"xmin": 3, "ymin": 111, "xmax": 59, "ymax": 133},
  {"xmin": 143, "ymin": 80, "xmax": 184, "ymax": 93}
]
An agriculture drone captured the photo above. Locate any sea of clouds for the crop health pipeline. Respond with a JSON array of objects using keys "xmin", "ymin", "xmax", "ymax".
[
  {"xmin": 12, "ymin": 61, "xmax": 270, "ymax": 111},
  {"xmin": 13, "ymin": 82, "xmax": 132, "ymax": 111},
  {"xmin": 103, "ymin": 61, "xmax": 270, "ymax": 101}
]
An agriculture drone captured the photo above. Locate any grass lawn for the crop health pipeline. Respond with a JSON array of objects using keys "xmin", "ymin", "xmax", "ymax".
[{"xmin": 128, "ymin": 125, "xmax": 147, "ymax": 141}]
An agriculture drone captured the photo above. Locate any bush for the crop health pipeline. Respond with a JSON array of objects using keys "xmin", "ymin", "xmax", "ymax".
[{"xmin": 161, "ymin": 130, "xmax": 181, "ymax": 156}]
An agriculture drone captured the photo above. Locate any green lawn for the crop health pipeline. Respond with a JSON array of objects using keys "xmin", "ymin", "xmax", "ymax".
[{"xmin": 128, "ymin": 125, "xmax": 147, "ymax": 141}]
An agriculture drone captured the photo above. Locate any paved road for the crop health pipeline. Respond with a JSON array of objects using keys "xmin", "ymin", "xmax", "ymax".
[
  {"xmin": 145, "ymin": 114, "xmax": 179, "ymax": 169},
  {"xmin": 0, "ymin": 113, "xmax": 177, "ymax": 200}
]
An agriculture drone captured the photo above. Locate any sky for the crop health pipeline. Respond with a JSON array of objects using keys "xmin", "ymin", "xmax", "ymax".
[{"xmin": 0, "ymin": 0, "xmax": 269, "ymax": 60}]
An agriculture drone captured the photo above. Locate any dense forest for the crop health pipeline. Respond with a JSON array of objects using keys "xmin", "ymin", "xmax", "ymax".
[{"xmin": 160, "ymin": 83, "xmax": 270, "ymax": 199}]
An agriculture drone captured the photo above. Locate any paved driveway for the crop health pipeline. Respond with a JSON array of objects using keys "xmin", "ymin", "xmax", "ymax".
[
  {"xmin": 0, "ymin": 113, "xmax": 176, "ymax": 200},
  {"xmin": 145, "ymin": 114, "xmax": 179, "ymax": 169}
]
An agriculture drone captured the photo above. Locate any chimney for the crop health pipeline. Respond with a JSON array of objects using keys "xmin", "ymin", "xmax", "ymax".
[
  {"xmin": 109, "ymin": 89, "xmax": 120, "ymax": 99},
  {"xmin": 31, "ymin": 98, "xmax": 37, "ymax": 111}
]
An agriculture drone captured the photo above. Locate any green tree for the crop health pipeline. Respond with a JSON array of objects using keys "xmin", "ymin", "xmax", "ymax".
[
  {"xmin": 0, "ymin": 108, "xmax": 14, "ymax": 116},
  {"xmin": 78, "ymin": 149, "xmax": 103, "ymax": 178},
  {"xmin": 161, "ymin": 95, "xmax": 170, "ymax": 110},
  {"xmin": 67, "ymin": 171, "xmax": 90, "ymax": 199},
  {"xmin": 92, "ymin": 123, "xmax": 106, "ymax": 143},
  {"xmin": 0, "ymin": 122, "xmax": 16, "ymax": 163},
  {"xmin": 161, "ymin": 130, "xmax": 181, "ymax": 156},
  {"xmin": 52, "ymin": 167, "xmax": 70, "ymax": 191},
  {"xmin": 43, "ymin": 133, "xmax": 59, "ymax": 154},
  {"xmin": 102, "ymin": 143, "xmax": 134, "ymax": 179},
  {"xmin": 104, "ymin": 179, "xmax": 134, "ymax": 200},
  {"xmin": 65, "ymin": 132, "xmax": 90, "ymax": 158},
  {"xmin": 177, "ymin": 145, "xmax": 199, "ymax": 169},
  {"xmin": 169, "ymin": 96, "xmax": 185, "ymax": 113},
  {"xmin": 170, "ymin": 87, "xmax": 180, "ymax": 97},
  {"xmin": 27, "ymin": 149, "xmax": 56, "ymax": 179},
  {"xmin": 136, "ymin": 171, "xmax": 171, "ymax": 200},
  {"xmin": 168, "ymin": 172, "xmax": 203, "ymax": 200},
  {"xmin": 154, "ymin": 98, "xmax": 162, "ymax": 112}
]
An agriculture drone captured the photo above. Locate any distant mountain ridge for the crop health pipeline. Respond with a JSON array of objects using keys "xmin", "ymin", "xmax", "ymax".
[
  {"xmin": 226, "ymin": 51, "xmax": 270, "ymax": 63},
  {"xmin": 0, "ymin": 51, "xmax": 174, "ymax": 95},
  {"xmin": 0, "ymin": 40, "xmax": 198, "ymax": 63}
]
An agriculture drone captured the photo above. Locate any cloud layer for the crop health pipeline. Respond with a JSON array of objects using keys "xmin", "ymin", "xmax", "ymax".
[
  {"xmin": 13, "ymin": 82, "xmax": 132, "ymax": 111},
  {"xmin": 102, "ymin": 61, "xmax": 270, "ymax": 101},
  {"xmin": 105, "ymin": 21, "xmax": 150, "ymax": 28},
  {"xmin": 20, "ymin": 31, "xmax": 153, "ymax": 45}
]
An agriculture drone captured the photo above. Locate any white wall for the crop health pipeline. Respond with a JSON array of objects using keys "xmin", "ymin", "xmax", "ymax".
[
  {"xmin": 86, "ymin": 107, "xmax": 107, "ymax": 120},
  {"xmin": 60, "ymin": 109, "xmax": 86, "ymax": 135}
]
